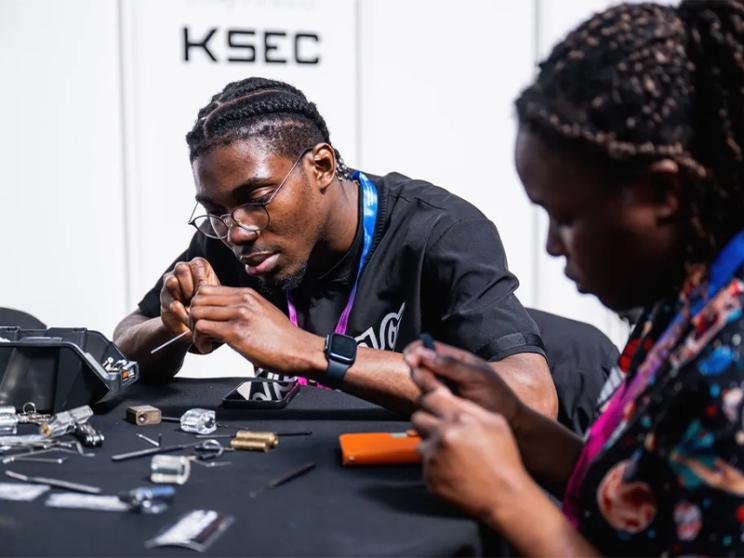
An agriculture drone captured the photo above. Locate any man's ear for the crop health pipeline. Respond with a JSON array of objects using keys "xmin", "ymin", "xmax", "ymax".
[
  {"xmin": 309, "ymin": 143, "xmax": 337, "ymax": 191},
  {"xmin": 626, "ymin": 159, "xmax": 682, "ymax": 222}
]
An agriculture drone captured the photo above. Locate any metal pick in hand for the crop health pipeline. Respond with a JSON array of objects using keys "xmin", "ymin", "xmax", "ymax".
[{"xmin": 150, "ymin": 330, "xmax": 190, "ymax": 355}]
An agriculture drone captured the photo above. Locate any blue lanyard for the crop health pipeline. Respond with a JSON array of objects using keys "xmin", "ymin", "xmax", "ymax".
[{"xmin": 287, "ymin": 171, "xmax": 378, "ymax": 334}]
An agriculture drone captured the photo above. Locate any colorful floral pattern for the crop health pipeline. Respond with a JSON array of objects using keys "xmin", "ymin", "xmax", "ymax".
[{"xmin": 567, "ymin": 262, "xmax": 744, "ymax": 555}]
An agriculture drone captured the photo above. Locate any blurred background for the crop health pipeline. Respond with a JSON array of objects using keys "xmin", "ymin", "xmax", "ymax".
[{"xmin": 1, "ymin": 0, "xmax": 662, "ymax": 377}]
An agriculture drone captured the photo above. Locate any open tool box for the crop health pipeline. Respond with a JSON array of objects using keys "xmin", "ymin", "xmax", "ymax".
[{"xmin": 0, "ymin": 327, "xmax": 138, "ymax": 413}]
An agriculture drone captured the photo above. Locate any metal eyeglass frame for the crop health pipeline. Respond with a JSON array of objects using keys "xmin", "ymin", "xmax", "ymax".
[{"xmin": 187, "ymin": 147, "xmax": 312, "ymax": 239}]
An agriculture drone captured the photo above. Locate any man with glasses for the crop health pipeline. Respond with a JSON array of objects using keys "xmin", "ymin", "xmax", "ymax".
[{"xmin": 114, "ymin": 77, "xmax": 557, "ymax": 416}]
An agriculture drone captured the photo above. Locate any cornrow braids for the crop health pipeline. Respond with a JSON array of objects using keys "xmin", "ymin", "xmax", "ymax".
[
  {"xmin": 186, "ymin": 77, "xmax": 352, "ymax": 178},
  {"xmin": 516, "ymin": 0, "xmax": 744, "ymax": 259}
]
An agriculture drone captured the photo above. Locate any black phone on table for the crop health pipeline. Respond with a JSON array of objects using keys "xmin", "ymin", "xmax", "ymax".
[{"xmin": 222, "ymin": 378, "xmax": 299, "ymax": 409}]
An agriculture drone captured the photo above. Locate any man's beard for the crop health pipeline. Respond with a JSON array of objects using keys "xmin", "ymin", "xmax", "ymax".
[{"xmin": 255, "ymin": 264, "xmax": 307, "ymax": 297}]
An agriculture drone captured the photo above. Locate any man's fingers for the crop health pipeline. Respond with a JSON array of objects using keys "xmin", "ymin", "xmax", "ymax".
[
  {"xmin": 192, "ymin": 319, "xmax": 230, "ymax": 354},
  {"xmin": 164, "ymin": 274, "xmax": 184, "ymax": 303},
  {"xmin": 169, "ymin": 301, "xmax": 191, "ymax": 328},
  {"xmin": 190, "ymin": 305, "xmax": 245, "ymax": 323},
  {"xmin": 190, "ymin": 257, "xmax": 221, "ymax": 290},
  {"xmin": 191, "ymin": 293, "xmax": 251, "ymax": 308},
  {"xmin": 196, "ymin": 285, "xmax": 249, "ymax": 297},
  {"xmin": 174, "ymin": 263, "xmax": 195, "ymax": 300}
]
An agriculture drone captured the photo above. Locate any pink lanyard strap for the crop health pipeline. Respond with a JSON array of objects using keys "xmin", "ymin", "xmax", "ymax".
[{"xmin": 285, "ymin": 172, "xmax": 378, "ymax": 384}]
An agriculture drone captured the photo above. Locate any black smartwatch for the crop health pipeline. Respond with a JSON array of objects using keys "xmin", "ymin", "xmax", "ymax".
[{"xmin": 323, "ymin": 333, "xmax": 357, "ymax": 388}]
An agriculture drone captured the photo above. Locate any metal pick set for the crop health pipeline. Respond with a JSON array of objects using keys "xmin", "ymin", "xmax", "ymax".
[
  {"xmin": 0, "ymin": 403, "xmax": 99, "ymax": 466},
  {"xmin": 1, "ymin": 402, "xmax": 317, "ymax": 550}
]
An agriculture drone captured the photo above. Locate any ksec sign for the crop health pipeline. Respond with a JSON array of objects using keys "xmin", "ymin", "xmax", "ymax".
[{"xmin": 183, "ymin": 27, "xmax": 321, "ymax": 64}]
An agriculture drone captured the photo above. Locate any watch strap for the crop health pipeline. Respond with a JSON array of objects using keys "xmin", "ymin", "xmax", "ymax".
[{"xmin": 324, "ymin": 357, "xmax": 350, "ymax": 389}]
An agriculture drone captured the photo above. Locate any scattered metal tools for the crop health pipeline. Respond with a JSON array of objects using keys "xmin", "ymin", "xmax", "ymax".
[
  {"xmin": 190, "ymin": 439, "xmax": 232, "ymax": 468},
  {"xmin": 16, "ymin": 403, "xmax": 51, "ymax": 425},
  {"xmin": 2, "ymin": 440, "xmax": 95, "ymax": 464},
  {"xmin": 248, "ymin": 462, "xmax": 316, "ymax": 498},
  {"xmin": 149, "ymin": 330, "xmax": 190, "ymax": 354},
  {"xmin": 111, "ymin": 440, "xmax": 205, "ymax": 462},
  {"xmin": 136, "ymin": 433, "xmax": 162, "ymax": 447},
  {"xmin": 5, "ymin": 470, "xmax": 102, "ymax": 495},
  {"xmin": 73, "ymin": 423, "xmax": 105, "ymax": 447},
  {"xmin": 119, "ymin": 485, "xmax": 175, "ymax": 514},
  {"xmin": 40, "ymin": 405, "xmax": 92, "ymax": 438}
]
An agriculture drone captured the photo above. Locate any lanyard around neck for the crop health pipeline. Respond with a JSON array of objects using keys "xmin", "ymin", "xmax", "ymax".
[{"xmin": 286, "ymin": 171, "xmax": 378, "ymax": 335}]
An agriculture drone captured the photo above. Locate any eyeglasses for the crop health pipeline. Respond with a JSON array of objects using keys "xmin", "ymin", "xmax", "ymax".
[{"xmin": 188, "ymin": 148, "xmax": 311, "ymax": 240}]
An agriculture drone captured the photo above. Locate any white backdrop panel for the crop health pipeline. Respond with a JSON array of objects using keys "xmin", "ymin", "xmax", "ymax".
[
  {"xmin": 358, "ymin": 0, "xmax": 539, "ymax": 308},
  {"xmin": 0, "ymin": 0, "xmax": 126, "ymax": 334}
]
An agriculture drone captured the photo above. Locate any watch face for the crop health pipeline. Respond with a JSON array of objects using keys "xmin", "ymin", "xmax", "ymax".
[{"xmin": 328, "ymin": 334, "xmax": 357, "ymax": 363}]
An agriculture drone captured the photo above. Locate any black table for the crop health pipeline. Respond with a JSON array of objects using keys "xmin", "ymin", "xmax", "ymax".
[{"xmin": 1, "ymin": 378, "xmax": 486, "ymax": 556}]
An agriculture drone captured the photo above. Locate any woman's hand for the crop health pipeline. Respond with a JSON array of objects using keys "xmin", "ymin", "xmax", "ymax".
[
  {"xmin": 413, "ymin": 383, "xmax": 533, "ymax": 526},
  {"xmin": 404, "ymin": 339, "xmax": 525, "ymax": 429}
]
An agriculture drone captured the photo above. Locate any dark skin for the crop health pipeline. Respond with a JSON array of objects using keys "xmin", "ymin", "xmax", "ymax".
[
  {"xmin": 405, "ymin": 125, "xmax": 690, "ymax": 557},
  {"xmin": 114, "ymin": 137, "xmax": 556, "ymax": 416}
]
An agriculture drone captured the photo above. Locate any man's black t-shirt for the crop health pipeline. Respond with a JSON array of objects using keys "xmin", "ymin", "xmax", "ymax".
[{"xmin": 138, "ymin": 172, "xmax": 544, "ymax": 360}]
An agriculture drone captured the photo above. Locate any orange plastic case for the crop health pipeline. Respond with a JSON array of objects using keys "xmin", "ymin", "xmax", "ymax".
[{"xmin": 339, "ymin": 431, "xmax": 422, "ymax": 466}]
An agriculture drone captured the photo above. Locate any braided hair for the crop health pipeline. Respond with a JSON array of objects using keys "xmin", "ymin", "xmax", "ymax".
[
  {"xmin": 186, "ymin": 77, "xmax": 351, "ymax": 177},
  {"xmin": 516, "ymin": 0, "xmax": 744, "ymax": 259}
]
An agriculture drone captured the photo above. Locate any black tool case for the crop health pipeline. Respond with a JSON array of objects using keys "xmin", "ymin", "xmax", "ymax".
[{"xmin": 0, "ymin": 327, "xmax": 139, "ymax": 413}]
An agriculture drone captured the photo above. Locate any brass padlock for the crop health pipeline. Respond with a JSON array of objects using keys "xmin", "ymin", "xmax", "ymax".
[{"xmin": 125, "ymin": 405, "xmax": 162, "ymax": 426}]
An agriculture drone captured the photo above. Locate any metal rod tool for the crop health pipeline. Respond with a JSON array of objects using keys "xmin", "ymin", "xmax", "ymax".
[
  {"xmin": 5, "ymin": 470, "xmax": 102, "ymax": 494},
  {"xmin": 150, "ymin": 331, "xmax": 190, "ymax": 354}
]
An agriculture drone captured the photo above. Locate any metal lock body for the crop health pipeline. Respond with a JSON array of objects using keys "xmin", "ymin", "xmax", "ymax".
[
  {"xmin": 125, "ymin": 405, "xmax": 161, "ymax": 426},
  {"xmin": 0, "ymin": 406, "xmax": 18, "ymax": 436},
  {"xmin": 234, "ymin": 430, "xmax": 278, "ymax": 448},
  {"xmin": 150, "ymin": 455, "xmax": 191, "ymax": 485},
  {"xmin": 180, "ymin": 408, "xmax": 216, "ymax": 435},
  {"xmin": 73, "ymin": 423, "xmax": 105, "ymax": 447},
  {"xmin": 230, "ymin": 439, "xmax": 270, "ymax": 452},
  {"xmin": 40, "ymin": 406, "xmax": 93, "ymax": 438}
]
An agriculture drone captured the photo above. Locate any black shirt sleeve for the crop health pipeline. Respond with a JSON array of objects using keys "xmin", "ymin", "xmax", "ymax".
[{"xmin": 423, "ymin": 218, "xmax": 545, "ymax": 361}]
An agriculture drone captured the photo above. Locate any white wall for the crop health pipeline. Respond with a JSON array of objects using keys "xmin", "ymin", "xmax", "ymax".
[
  {"xmin": 0, "ymin": 0, "xmax": 641, "ymax": 378},
  {"xmin": 0, "ymin": 0, "xmax": 127, "ymax": 334},
  {"xmin": 358, "ymin": 0, "xmax": 538, "ymax": 304}
]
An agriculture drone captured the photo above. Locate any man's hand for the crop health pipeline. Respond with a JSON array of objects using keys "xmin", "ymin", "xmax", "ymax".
[
  {"xmin": 404, "ymin": 340, "xmax": 526, "ymax": 429},
  {"xmin": 159, "ymin": 257, "xmax": 221, "ymax": 341},
  {"xmin": 189, "ymin": 285, "xmax": 323, "ymax": 373},
  {"xmin": 413, "ymin": 384, "xmax": 532, "ymax": 526}
]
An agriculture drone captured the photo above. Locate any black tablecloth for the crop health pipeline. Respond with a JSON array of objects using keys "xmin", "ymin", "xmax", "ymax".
[{"xmin": 1, "ymin": 379, "xmax": 485, "ymax": 556}]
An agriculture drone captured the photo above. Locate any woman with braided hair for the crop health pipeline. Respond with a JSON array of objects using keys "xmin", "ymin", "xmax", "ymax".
[{"xmin": 405, "ymin": 1, "xmax": 744, "ymax": 555}]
